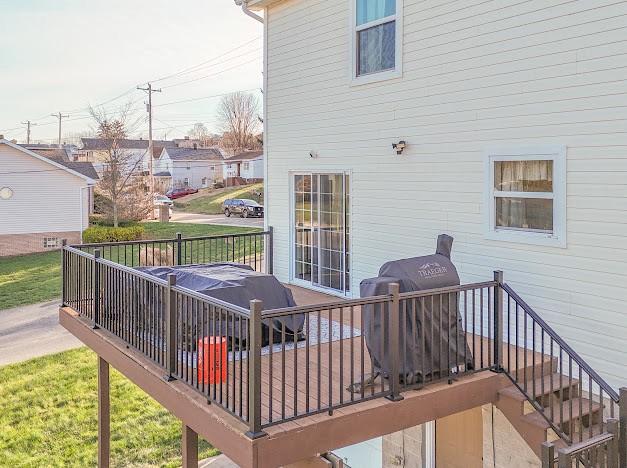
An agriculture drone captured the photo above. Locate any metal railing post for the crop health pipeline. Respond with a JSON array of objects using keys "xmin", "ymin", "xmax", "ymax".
[
  {"xmin": 557, "ymin": 448, "xmax": 570, "ymax": 468},
  {"xmin": 93, "ymin": 249, "xmax": 101, "ymax": 329},
  {"xmin": 386, "ymin": 283, "xmax": 403, "ymax": 402},
  {"xmin": 165, "ymin": 274, "xmax": 177, "ymax": 381},
  {"xmin": 493, "ymin": 270, "xmax": 504, "ymax": 372},
  {"xmin": 61, "ymin": 240, "xmax": 67, "ymax": 306},
  {"xmin": 176, "ymin": 233, "xmax": 183, "ymax": 266},
  {"xmin": 541, "ymin": 441, "xmax": 555, "ymax": 468},
  {"xmin": 246, "ymin": 299, "xmax": 265, "ymax": 438},
  {"xmin": 266, "ymin": 226, "xmax": 274, "ymax": 275},
  {"xmin": 620, "ymin": 387, "xmax": 626, "ymax": 468},
  {"xmin": 607, "ymin": 418, "xmax": 619, "ymax": 468}
]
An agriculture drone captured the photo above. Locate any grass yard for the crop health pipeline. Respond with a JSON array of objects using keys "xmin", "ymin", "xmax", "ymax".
[
  {"xmin": 0, "ymin": 250, "xmax": 61, "ymax": 310},
  {"xmin": 174, "ymin": 183, "xmax": 263, "ymax": 215},
  {"xmin": 0, "ymin": 223, "xmax": 261, "ymax": 311},
  {"xmin": 0, "ymin": 348, "xmax": 218, "ymax": 467}
]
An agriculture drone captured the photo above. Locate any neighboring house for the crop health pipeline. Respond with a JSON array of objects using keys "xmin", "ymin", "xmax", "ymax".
[
  {"xmin": 225, "ymin": 150, "xmax": 263, "ymax": 185},
  {"xmin": 245, "ymin": 0, "xmax": 627, "ymax": 466},
  {"xmin": 0, "ymin": 139, "xmax": 96, "ymax": 256},
  {"xmin": 154, "ymin": 146, "xmax": 224, "ymax": 191},
  {"xmin": 77, "ymin": 138, "xmax": 176, "ymax": 175}
]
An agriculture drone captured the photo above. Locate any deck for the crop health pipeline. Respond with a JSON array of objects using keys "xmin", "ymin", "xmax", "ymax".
[{"xmin": 60, "ymin": 285, "xmax": 551, "ymax": 468}]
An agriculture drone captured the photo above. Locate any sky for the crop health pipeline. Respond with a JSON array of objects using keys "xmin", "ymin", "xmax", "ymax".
[{"xmin": 0, "ymin": 0, "xmax": 263, "ymax": 144}]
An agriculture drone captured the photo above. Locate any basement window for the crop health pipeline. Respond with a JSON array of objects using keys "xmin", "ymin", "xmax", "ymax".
[
  {"xmin": 352, "ymin": 0, "xmax": 403, "ymax": 85},
  {"xmin": 43, "ymin": 237, "xmax": 60, "ymax": 249},
  {"xmin": 485, "ymin": 146, "xmax": 566, "ymax": 248}
]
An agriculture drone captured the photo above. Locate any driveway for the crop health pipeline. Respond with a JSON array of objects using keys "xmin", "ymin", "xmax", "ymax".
[
  {"xmin": 171, "ymin": 211, "xmax": 264, "ymax": 228},
  {"xmin": 0, "ymin": 300, "xmax": 82, "ymax": 366}
]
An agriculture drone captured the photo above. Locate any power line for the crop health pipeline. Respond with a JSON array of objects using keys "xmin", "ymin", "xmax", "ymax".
[
  {"xmin": 50, "ymin": 112, "xmax": 70, "ymax": 147},
  {"xmin": 150, "ymin": 35, "xmax": 261, "ymax": 84},
  {"xmin": 155, "ymin": 88, "xmax": 261, "ymax": 108},
  {"xmin": 161, "ymin": 56, "xmax": 262, "ymax": 90},
  {"xmin": 137, "ymin": 83, "xmax": 162, "ymax": 196},
  {"xmin": 20, "ymin": 120, "xmax": 37, "ymax": 144}
]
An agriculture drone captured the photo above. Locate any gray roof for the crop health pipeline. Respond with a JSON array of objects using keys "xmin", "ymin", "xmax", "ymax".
[
  {"xmin": 227, "ymin": 150, "xmax": 263, "ymax": 162},
  {"xmin": 164, "ymin": 147, "xmax": 224, "ymax": 161},
  {"xmin": 57, "ymin": 161, "xmax": 99, "ymax": 180},
  {"xmin": 81, "ymin": 138, "xmax": 176, "ymax": 150},
  {"xmin": 27, "ymin": 147, "xmax": 71, "ymax": 162},
  {"xmin": 154, "ymin": 171, "xmax": 172, "ymax": 177}
]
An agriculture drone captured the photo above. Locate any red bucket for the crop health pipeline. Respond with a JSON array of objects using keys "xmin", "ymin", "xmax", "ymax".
[{"xmin": 197, "ymin": 336, "xmax": 227, "ymax": 384}]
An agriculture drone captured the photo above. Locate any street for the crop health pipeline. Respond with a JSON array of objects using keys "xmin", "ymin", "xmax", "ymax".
[{"xmin": 0, "ymin": 300, "xmax": 82, "ymax": 366}]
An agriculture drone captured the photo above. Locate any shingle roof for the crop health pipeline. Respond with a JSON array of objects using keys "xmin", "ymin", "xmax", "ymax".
[
  {"xmin": 27, "ymin": 147, "xmax": 71, "ymax": 162},
  {"xmin": 164, "ymin": 147, "xmax": 224, "ymax": 161},
  {"xmin": 227, "ymin": 150, "xmax": 263, "ymax": 162},
  {"xmin": 81, "ymin": 138, "xmax": 176, "ymax": 150},
  {"xmin": 57, "ymin": 161, "xmax": 99, "ymax": 180},
  {"xmin": 154, "ymin": 171, "xmax": 172, "ymax": 177}
]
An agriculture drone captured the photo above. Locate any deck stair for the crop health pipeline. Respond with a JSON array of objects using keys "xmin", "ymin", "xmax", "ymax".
[{"xmin": 498, "ymin": 284, "xmax": 623, "ymax": 467}]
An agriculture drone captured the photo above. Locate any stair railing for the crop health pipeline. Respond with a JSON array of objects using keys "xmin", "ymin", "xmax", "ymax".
[
  {"xmin": 499, "ymin": 283, "xmax": 620, "ymax": 447},
  {"xmin": 542, "ymin": 419, "xmax": 620, "ymax": 468}
]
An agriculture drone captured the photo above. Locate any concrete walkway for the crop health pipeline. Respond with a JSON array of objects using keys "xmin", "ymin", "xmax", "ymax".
[
  {"xmin": 171, "ymin": 211, "xmax": 263, "ymax": 228},
  {"xmin": 0, "ymin": 299, "xmax": 82, "ymax": 366}
]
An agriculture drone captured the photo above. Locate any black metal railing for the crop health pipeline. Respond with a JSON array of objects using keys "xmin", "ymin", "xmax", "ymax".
[
  {"xmin": 501, "ymin": 283, "xmax": 621, "ymax": 449},
  {"xmin": 72, "ymin": 229, "xmax": 271, "ymax": 272},
  {"xmin": 63, "ymin": 244, "xmax": 624, "ymax": 457}
]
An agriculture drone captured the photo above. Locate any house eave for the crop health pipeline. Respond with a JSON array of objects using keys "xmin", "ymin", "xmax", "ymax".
[{"xmin": 246, "ymin": 0, "xmax": 282, "ymax": 10}]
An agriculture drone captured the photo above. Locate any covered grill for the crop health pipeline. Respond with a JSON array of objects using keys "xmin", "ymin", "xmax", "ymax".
[
  {"xmin": 360, "ymin": 235, "xmax": 473, "ymax": 386},
  {"xmin": 139, "ymin": 263, "xmax": 304, "ymax": 346}
]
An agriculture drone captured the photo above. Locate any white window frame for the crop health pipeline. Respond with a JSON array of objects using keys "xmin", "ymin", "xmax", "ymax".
[
  {"xmin": 350, "ymin": 0, "xmax": 403, "ymax": 86},
  {"xmin": 484, "ymin": 145, "xmax": 567, "ymax": 248},
  {"xmin": 289, "ymin": 170, "xmax": 353, "ymax": 298}
]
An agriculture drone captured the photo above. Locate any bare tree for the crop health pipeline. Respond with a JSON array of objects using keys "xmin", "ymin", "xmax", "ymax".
[
  {"xmin": 217, "ymin": 92, "xmax": 260, "ymax": 153},
  {"xmin": 89, "ymin": 104, "xmax": 151, "ymax": 227},
  {"xmin": 188, "ymin": 122, "xmax": 209, "ymax": 142}
]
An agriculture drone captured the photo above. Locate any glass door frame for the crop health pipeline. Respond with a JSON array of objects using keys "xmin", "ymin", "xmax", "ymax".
[{"xmin": 289, "ymin": 170, "xmax": 352, "ymax": 297}]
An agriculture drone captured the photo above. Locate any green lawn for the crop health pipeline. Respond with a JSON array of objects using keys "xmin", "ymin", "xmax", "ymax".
[
  {"xmin": 0, "ymin": 251, "xmax": 61, "ymax": 310},
  {"xmin": 174, "ymin": 183, "xmax": 263, "ymax": 215},
  {"xmin": 0, "ymin": 223, "xmax": 261, "ymax": 311},
  {"xmin": 0, "ymin": 348, "xmax": 219, "ymax": 467}
]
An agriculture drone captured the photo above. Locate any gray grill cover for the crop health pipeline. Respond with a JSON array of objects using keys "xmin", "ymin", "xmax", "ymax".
[
  {"xmin": 138, "ymin": 263, "xmax": 303, "ymax": 341},
  {"xmin": 360, "ymin": 235, "xmax": 473, "ymax": 384}
]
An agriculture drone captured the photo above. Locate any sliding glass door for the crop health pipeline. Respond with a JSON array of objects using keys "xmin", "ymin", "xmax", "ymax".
[{"xmin": 293, "ymin": 173, "xmax": 350, "ymax": 294}]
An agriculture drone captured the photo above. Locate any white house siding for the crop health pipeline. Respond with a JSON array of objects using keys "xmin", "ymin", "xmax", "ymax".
[
  {"xmin": 173, "ymin": 161, "xmax": 221, "ymax": 188},
  {"xmin": 264, "ymin": 0, "xmax": 627, "ymax": 388},
  {"xmin": 243, "ymin": 158, "xmax": 264, "ymax": 179},
  {"xmin": 0, "ymin": 144, "xmax": 90, "ymax": 234}
]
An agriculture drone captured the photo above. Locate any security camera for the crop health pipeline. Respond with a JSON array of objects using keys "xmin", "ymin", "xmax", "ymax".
[{"xmin": 392, "ymin": 140, "xmax": 407, "ymax": 155}]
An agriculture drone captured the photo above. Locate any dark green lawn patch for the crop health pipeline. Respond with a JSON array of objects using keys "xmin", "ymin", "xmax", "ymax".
[
  {"xmin": 0, "ymin": 348, "xmax": 219, "ymax": 467},
  {"xmin": 0, "ymin": 251, "xmax": 61, "ymax": 310}
]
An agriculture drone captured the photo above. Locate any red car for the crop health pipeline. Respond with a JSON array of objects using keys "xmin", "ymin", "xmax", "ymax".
[{"xmin": 166, "ymin": 187, "xmax": 198, "ymax": 200}]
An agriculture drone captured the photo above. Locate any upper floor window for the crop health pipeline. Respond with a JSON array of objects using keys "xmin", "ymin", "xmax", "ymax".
[
  {"xmin": 352, "ymin": 0, "xmax": 402, "ymax": 84},
  {"xmin": 485, "ymin": 146, "xmax": 566, "ymax": 248}
]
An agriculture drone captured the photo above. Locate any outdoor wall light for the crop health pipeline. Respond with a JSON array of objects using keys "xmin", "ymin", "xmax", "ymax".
[
  {"xmin": 309, "ymin": 150, "xmax": 318, "ymax": 158},
  {"xmin": 392, "ymin": 141, "xmax": 407, "ymax": 155}
]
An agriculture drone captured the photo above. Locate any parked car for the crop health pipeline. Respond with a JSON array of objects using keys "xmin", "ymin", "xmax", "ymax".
[
  {"xmin": 166, "ymin": 187, "xmax": 198, "ymax": 200},
  {"xmin": 222, "ymin": 199, "xmax": 264, "ymax": 218}
]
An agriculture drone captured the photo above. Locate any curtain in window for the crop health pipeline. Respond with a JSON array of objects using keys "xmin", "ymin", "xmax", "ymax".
[
  {"xmin": 358, "ymin": 21, "xmax": 395, "ymax": 76},
  {"xmin": 495, "ymin": 160, "xmax": 553, "ymax": 192},
  {"xmin": 357, "ymin": 0, "xmax": 396, "ymax": 25}
]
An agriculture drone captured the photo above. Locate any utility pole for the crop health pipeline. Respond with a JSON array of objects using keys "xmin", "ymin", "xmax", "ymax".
[
  {"xmin": 51, "ymin": 112, "xmax": 69, "ymax": 147},
  {"xmin": 137, "ymin": 83, "xmax": 162, "ymax": 198},
  {"xmin": 21, "ymin": 120, "xmax": 37, "ymax": 144}
]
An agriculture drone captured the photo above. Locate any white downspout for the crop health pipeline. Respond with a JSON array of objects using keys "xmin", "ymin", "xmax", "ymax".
[{"xmin": 235, "ymin": 0, "xmax": 264, "ymax": 23}]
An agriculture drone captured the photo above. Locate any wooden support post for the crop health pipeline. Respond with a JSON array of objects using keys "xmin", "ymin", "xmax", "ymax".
[
  {"xmin": 182, "ymin": 423, "xmax": 198, "ymax": 468},
  {"xmin": 246, "ymin": 299, "xmax": 265, "ymax": 439},
  {"xmin": 541, "ymin": 441, "xmax": 555, "ymax": 468},
  {"xmin": 607, "ymin": 418, "xmax": 619, "ymax": 468},
  {"xmin": 386, "ymin": 283, "xmax": 403, "ymax": 401},
  {"xmin": 98, "ymin": 357, "xmax": 110, "ymax": 468}
]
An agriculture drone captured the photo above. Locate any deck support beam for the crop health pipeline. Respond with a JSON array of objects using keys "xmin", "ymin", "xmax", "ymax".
[
  {"xmin": 182, "ymin": 423, "xmax": 198, "ymax": 467},
  {"xmin": 98, "ymin": 357, "xmax": 110, "ymax": 468}
]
